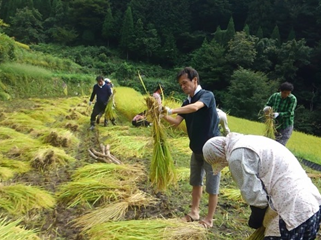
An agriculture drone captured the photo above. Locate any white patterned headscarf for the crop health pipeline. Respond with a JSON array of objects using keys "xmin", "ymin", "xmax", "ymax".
[{"xmin": 203, "ymin": 136, "xmax": 228, "ymax": 174}]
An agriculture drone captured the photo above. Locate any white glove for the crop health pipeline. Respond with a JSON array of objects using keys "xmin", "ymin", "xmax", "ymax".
[
  {"xmin": 263, "ymin": 106, "xmax": 271, "ymax": 112},
  {"xmin": 88, "ymin": 101, "xmax": 92, "ymax": 106},
  {"xmin": 273, "ymin": 112, "xmax": 279, "ymax": 118},
  {"xmin": 163, "ymin": 106, "xmax": 172, "ymax": 115}
]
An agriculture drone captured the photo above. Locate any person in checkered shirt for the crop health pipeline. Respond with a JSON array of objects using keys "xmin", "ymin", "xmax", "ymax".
[{"xmin": 263, "ymin": 82, "xmax": 297, "ymax": 146}]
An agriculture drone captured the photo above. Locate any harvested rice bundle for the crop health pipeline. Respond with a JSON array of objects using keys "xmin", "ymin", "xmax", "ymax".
[
  {"xmin": 71, "ymin": 163, "xmax": 145, "ymax": 182},
  {"xmin": 86, "ymin": 219, "xmax": 207, "ymax": 240},
  {"xmin": 145, "ymin": 95, "xmax": 177, "ymax": 192},
  {"xmin": 0, "ymin": 217, "xmax": 40, "ymax": 240},
  {"xmin": 73, "ymin": 190, "xmax": 157, "ymax": 231},
  {"xmin": 246, "ymin": 226, "xmax": 265, "ymax": 240},
  {"xmin": 104, "ymin": 89, "xmax": 117, "ymax": 122},
  {"xmin": 220, "ymin": 188, "xmax": 244, "ymax": 203},
  {"xmin": 263, "ymin": 107, "xmax": 276, "ymax": 140},
  {"xmin": 56, "ymin": 178, "xmax": 130, "ymax": 208},
  {"xmin": 0, "ymin": 184, "xmax": 55, "ymax": 215}
]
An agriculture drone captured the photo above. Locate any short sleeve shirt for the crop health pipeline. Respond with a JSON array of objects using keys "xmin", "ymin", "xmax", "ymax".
[{"xmin": 179, "ymin": 89, "xmax": 220, "ymax": 153}]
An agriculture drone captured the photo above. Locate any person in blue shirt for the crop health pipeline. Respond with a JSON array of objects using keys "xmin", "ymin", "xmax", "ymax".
[
  {"xmin": 162, "ymin": 67, "xmax": 221, "ymax": 228},
  {"xmin": 88, "ymin": 76, "xmax": 112, "ymax": 130}
]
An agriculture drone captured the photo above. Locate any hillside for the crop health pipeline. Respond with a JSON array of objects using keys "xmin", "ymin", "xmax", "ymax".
[{"xmin": 0, "ymin": 87, "xmax": 321, "ymax": 239}]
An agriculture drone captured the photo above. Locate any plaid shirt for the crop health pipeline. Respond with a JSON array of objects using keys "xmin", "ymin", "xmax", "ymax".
[{"xmin": 265, "ymin": 92, "xmax": 297, "ymax": 130}]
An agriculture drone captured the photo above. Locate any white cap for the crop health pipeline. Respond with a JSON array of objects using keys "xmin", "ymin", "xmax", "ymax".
[{"xmin": 104, "ymin": 78, "xmax": 111, "ymax": 83}]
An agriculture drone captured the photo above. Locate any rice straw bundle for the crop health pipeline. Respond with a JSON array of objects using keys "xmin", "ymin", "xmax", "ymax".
[
  {"xmin": 86, "ymin": 218, "xmax": 207, "ymax": 240},
  {"xmin": 56, "ymin": 179, "xmax": 129, "ymax": 208},
  {"xmin": 246, "ymin": 226, "xmax": 265, "ymax": 240},
  {"xmin": 263, "ymin": 108, "xmax": 276, "ymax": 140},
  {"xmin": 220, "ymin": 188, "xmax": 244, "ymax": 203},
  {"xmin": 137, "ymin": 72, "xmax": 176, "ymax": 192},
  {"xmin": 145, "ymin": 95, "xmax": 177, "ymax": 192},
  {"xmin": 0, "ymin": 184, "xmax": 55, "ymax": 215},
  {"xmin": 0, "ymin": 217, "xmax": 40, "ymax": 240},
  {"xmin": 71, "ymin": 163, "xmax": 144, "ymax": 182},
  {"xmin": 104, "ymin": 90, "xmax": 117, "ymax": 122},
  {"xmin": 73, "ymin": 191, "xmax": 157, "ymax": 231}
]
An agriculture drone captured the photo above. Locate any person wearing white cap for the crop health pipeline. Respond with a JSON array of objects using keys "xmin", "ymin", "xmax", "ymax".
[{"xmin": 202, "ymin": 132, "xmax": 321, "ymax": 239}]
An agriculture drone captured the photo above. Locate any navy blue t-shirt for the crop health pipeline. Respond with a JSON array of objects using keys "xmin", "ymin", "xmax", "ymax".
[
  {"xmin": 89, "ymin": 82, "xmax": 112, "ymax": 105},
  {"xmin": 179, "ymin": 89, "xmax": 220, "ymax": 154}
]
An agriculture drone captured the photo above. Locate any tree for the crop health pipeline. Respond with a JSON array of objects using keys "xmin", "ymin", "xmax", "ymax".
[
  {"xmin": 33, "ymin": 0, "xmax": 51, "ymax": 19},
  {"xmin": 246, "ymin": 0, "xmax": 274, "ymax": 37},
  {"xmin": 224, "ymin": 17, "xmax": 236, "ymax": 44},
  {"xmin": 120, "ymin": 6, "xmax": 134, "ymax": 59},
  {"xmin": 243, "ymin": 24, "xmax": 250, "ymax": 35},
  {"xmin": 226, "ymin": 31, "xmax": 257, "ymax": 69},
  {"xmin": 8, "ymin": 7, "xmax": 45, "ymax": 44},
  {"xmin": 255, "ymin": 27, "xmax": 263, "ymax": 39},
  {"xmin": 271, "ymin": 25, "xmax": 281, "ymax": 43},
  {"xmin": 224, "ymin": 68, "xmax": 276, "ymax": 120},
  {"xmin": 272, "ymin": 39, "xmax": 312, "ymax": 81},
  {"xmin": 191, "ymin": 38, "xmax": 229, "ymax": 91},
  {"xmin": 102, "ymin": 8, "xmax": 115, "ymax": 46}
]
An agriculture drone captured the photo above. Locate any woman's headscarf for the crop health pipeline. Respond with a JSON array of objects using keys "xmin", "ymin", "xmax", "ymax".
[{"xmin": 203, "ymin": 136, "xmax": 228, "ymax": 174}]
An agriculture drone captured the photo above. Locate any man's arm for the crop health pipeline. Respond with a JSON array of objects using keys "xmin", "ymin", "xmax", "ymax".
[
  {"xmin": 162, "ymin": 101, "xmax": 205, "ymax": 126},
  {"xmin": 170, "ymin": 101, "xmax": 205, "ymax": 115}
]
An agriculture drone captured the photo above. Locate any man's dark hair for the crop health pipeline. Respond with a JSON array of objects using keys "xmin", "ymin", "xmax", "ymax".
[
  {"xmin": 176, "ymin": 67, "xmax": 200, "ymax": 84},
  {"xmin": 96, "ymin": 76, "xmax": 104, "ymax": 82},
  {"xmin": 279, "ymin": 82, "xmax": 294, "ymax": 92}
]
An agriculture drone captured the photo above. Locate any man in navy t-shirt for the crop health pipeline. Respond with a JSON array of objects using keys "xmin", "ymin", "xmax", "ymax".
[
  {"xmin": 162, "ymin": 67, "xmax": 221, "ymax": 228},
  {"xmin": 88, "ymin": 76, "xmax": 112, "ymax": 130}
]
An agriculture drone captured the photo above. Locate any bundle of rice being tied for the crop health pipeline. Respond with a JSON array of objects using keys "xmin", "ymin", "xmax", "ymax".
[
  {"xmin": 263, "ymin": 107, "xmax": 276, "ymax": 140},
  {"xmin": 145, "ymin": 95, "xmax": 177, "ymax": 192}
]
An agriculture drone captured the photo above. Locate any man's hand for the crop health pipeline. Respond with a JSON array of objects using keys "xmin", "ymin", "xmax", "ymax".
[
  {"xmin": 263, "ymin": 106, "xmax": 271, "ymax": 112},
  {"xmin": 161, "ymin": 106, "xmax": 172, "ymax": 115},
  {"xmin": 88, "ymin": 101, "xmax": 92, "ymax": 106},
  {"xmin": 273, "ymin": 112, "xmax": 279, "ymax": 118}
]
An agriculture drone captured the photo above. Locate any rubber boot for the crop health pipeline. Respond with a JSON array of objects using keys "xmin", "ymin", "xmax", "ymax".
[{"xmin": 111, "ymin": 118, "xmax": 116, "ymax": 125}]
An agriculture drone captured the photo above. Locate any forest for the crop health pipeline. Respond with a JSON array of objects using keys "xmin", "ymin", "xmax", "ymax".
[{"xmin": 1, "ymin": 0, "xmax": 321, "ymax": 136}]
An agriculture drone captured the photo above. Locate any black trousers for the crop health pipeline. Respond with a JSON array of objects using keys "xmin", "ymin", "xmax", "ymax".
[{"xmin": 90, "ymin": 102, "xmax": 106, "ymax": 124}]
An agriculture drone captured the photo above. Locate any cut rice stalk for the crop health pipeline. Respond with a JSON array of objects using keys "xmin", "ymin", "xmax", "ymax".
[
  {"xmin": 73, "ymin": 190, "xmax": 157, "ymax": 231},
  {"xmin": 86, "ymin": 219, "xmax": 207, "ymax": 240},
  {"xmin": 0, "ymin": 217, "xmax": 40, "ymax": 240}
]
